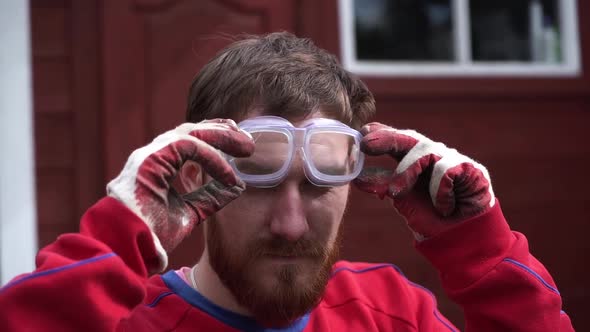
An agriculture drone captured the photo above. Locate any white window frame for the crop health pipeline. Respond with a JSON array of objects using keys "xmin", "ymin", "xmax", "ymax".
[{"xmin": 339, "ymin": 0, "xmax": 581, "ymax": 77}]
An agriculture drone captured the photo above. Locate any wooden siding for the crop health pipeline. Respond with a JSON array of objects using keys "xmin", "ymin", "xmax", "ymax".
[{"xmin": 30, "ymin": 0, "xmax": 590, "ymax": 329}]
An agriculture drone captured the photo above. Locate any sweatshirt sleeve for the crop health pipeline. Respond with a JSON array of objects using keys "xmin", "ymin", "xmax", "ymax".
[
  {"xmin": 0, "ymin": 197, "xmax": 162, "ymax": 332},
  {"xmin": 416, "ymin": 200, "xmax": 574, "ymax": 332}
]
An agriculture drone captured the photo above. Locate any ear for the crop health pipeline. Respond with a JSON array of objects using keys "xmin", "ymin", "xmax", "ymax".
[{"xmin": 179, "ymin": 161, "xmax": 203, "ymax": 193}]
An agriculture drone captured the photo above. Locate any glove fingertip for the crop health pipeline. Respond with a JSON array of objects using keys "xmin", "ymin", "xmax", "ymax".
[
  {"xmin": 240, "ymin": 128, "xmax": 253, "ymax": 140},
  {"xmin": 353, "ymin": 167, "xmax": 395, "ymax": 198},
  {"xmin": 187, "ymin": 125, "xmax": 254, "ymax": 156},
  {"xmin": 359, "ymin": 133, "xmax": 385, "ymax": 155},
  {"xmin": 360, "ymin": 122, "xmax": 391, "ymax": 136}
]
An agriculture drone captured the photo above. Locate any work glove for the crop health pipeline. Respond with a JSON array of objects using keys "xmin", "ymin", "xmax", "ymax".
[
  {"xmin": 107, "ymin": 119, "xmax": 254, "ymax": 270},
  {"xmin": 354, "ymin": 123, "xmax": 495, "ymax": 241}
]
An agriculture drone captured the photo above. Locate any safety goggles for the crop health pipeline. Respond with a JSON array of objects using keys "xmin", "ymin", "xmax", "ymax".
[{"xmin": 226, "ymin": 116, "xmax": 365, "ymax": 188}]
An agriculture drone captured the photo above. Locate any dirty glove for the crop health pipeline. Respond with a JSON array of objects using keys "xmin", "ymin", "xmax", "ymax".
[
  {"xmin": 107, "ymin": 119, "xmax": 254, "ymax": 270},
  {"xmin": 354, "ymin": 122, "xmax": 495, "ymax": 240}
]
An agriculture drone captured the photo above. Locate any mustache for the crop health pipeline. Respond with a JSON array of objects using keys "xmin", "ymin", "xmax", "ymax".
[{"xmin": 250, "ymin": 236, "xmax": 328, "ymax": 258}]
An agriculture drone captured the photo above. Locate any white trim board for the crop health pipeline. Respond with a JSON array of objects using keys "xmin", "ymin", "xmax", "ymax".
[{"xmin": 0, "ymin": 0, "xmax": 37, "ymax": 285}]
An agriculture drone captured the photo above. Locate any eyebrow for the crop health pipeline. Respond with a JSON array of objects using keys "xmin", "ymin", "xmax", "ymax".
[{"xmin": 235, "ymin": 160, "xmax": 282, "ymax": 174}]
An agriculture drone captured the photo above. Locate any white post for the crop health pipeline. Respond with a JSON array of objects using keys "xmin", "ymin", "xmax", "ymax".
[
  {"xmin": 0, "ymin": 0, "xmax": 37, "ymax": 285},
  {"xmin": 560, "ymin": 0, "xmax": 581, "ymax": 72},
  {"xmin": 453, "ymin": 0, "xmax": 472, "ymax": 64},
  {"xmin": 338, "ymin": 0, "xmax": 356, "ymax": 70}
]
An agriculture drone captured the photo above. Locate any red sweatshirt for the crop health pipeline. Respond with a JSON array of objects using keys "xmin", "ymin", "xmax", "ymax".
[{"xmin": 0, "ymin": 197, "xmax": 574, "ymax": 331}]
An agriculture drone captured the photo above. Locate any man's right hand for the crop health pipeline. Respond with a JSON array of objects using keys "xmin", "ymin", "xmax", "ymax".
[{"xmin": 106, "ymin": 119, "xmax": 254, "ymax": 271}]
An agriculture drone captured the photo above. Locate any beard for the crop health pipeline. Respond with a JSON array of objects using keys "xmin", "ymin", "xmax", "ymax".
[{"xmin": 207, "ymin": 218, "xmax": 341, "ymax": 328}]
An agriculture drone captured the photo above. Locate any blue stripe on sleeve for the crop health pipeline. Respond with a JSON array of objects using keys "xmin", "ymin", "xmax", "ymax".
[
  {"xmin": 145, "ymin": 291, "xmax": 174, "ymax": 308},
  {"xmin": 0, "ymin": 252, "xmax": 117, "ymax": 293},
  {"xmin": 502, "ymin": 258, "xmax": 560, "ymax": 295},
  {"xmin": 331, "ymin": 264, "xmax": 458, "ymax": 332},
  {"xmin": 331, "ymin": 264, "xmax": 407, "ymax": 278}
]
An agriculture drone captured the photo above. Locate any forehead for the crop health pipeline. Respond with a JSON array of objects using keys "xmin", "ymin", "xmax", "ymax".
[{"xmin": 243, "ymin": 109, "xmax": 334, "ymax": 128}]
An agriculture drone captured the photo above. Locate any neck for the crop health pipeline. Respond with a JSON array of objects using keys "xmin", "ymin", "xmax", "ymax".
[{"xmin": 194, "ymin": 249, "xmax": 252, "ymax": 316}]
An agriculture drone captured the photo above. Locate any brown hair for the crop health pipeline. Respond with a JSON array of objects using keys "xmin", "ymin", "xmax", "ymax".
[{"xmin": 185, "ymin": 32, "xmax": 375, "ymax": 129}]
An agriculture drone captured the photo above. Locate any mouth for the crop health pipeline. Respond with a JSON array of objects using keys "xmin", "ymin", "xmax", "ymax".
[
  {"xmin": 267, "ymin": 253, "xmax": 300, "ymax": 259},
  {"xmin": 264, "ymin": 253, "xmax": 308, "ymax": 264}
]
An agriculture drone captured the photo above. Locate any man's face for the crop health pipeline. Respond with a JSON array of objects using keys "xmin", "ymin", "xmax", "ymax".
[{"xmin": 205, "ymin": 113, "xmax": 350, "ymax": 327}]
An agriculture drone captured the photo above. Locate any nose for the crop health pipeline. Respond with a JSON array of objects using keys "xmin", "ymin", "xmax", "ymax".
[{"xmin": 269, "ymin": 180, "xmax": 309, "ymax": 242}]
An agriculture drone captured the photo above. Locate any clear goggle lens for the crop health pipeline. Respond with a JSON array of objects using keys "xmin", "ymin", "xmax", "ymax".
[
  {"xmin": 234, "ymin": 131, "xmax": 291, "ymax": 176},
  {"xmin": 306, "ymin": 131, "xmax": 360, "ymax": 177}
]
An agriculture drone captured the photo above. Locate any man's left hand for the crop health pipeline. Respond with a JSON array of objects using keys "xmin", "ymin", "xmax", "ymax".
[{"xmin": 354, "ymin": 122, "xmax": 496, "ymax": 240}]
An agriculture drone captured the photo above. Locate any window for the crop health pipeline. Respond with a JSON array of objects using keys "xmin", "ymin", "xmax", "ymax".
[{"xmin": 339, "ymin": 0, "xmax": 581, "ymax": 76}]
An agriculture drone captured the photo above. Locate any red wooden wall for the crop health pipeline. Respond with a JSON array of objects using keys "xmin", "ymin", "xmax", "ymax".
[
  {"xmin": 30, "ymin": 0, "xmax": 590, "ymax": 330},
  {"xmin": 30, "ymin": 0, "xmax": 103, "ymax": 248}
]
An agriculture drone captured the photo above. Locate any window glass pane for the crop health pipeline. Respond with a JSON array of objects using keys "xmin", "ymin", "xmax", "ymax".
[
  {"xmin": 470, "ymin": 0, "xmax": 561, "ymax": 63},
  {"xmin": 354, "ymin": 0, "xmax": 454, "ymax": 61}
]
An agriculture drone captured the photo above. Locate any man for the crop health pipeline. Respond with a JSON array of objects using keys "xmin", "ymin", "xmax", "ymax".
[{"xmin": 0, "ymin": 32, "xmax": 573, "ymax": 331}]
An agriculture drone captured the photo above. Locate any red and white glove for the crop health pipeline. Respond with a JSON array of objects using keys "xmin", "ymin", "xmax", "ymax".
[
  {"xmin": 107, "ymin": 119, "xmax": 254, "ymax": 271},
  {"xmin": 354, "ymin": 123, "xmax": 495, "ymax": 240}
]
